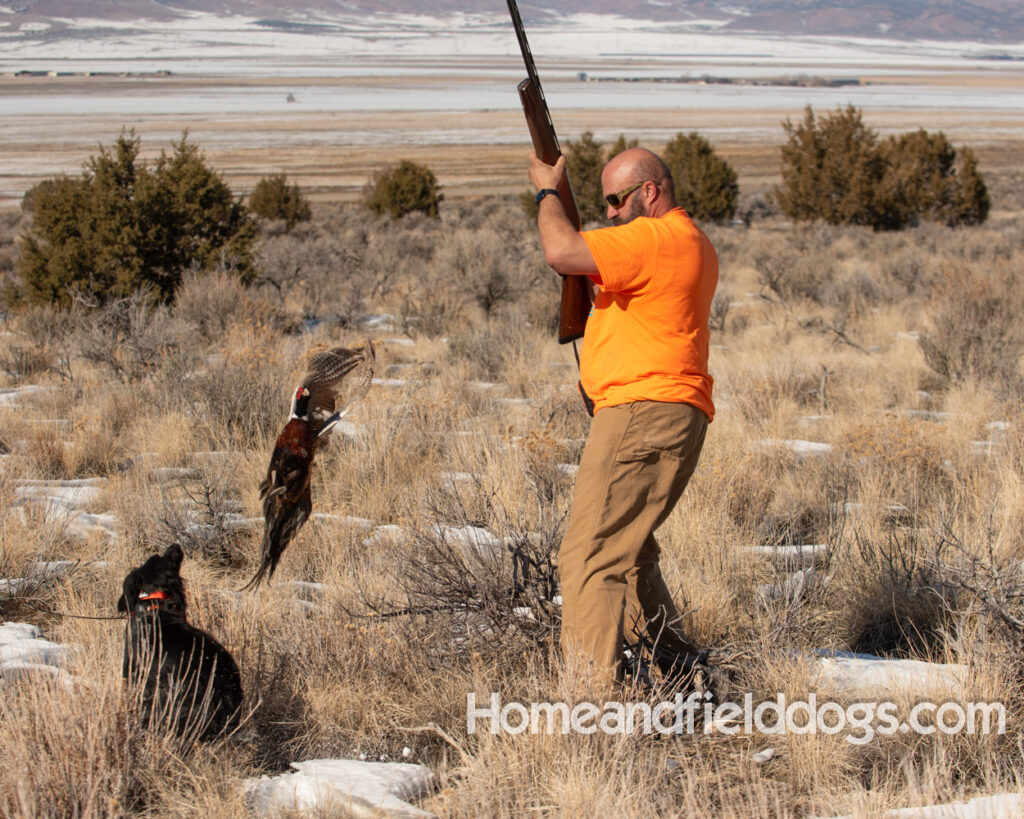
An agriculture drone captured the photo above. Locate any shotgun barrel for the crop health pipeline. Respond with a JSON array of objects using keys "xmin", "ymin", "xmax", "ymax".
[{"xmin": 507, "ymin": 0, "xmax": 591, "ymax": 344}]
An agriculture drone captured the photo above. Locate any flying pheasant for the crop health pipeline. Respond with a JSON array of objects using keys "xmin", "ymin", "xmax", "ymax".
[{"xmin": 243, "ymin": 341, "xmax": 375, "ymax": 590}]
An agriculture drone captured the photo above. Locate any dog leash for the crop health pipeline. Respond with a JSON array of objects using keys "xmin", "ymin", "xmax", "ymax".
[
  {"xmin": 349, "ymin": 603, "xmax": 464, "ymax": 620},
  {"xmin": 14, "ymin": 599, "xmax": 125, "ymax": 621}
]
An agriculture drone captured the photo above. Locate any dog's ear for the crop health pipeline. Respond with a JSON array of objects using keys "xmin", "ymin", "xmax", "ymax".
[
  {"xmin": 163, "ymin": 543, "xmax": 184, "ymax": 570},
  {"xmin": 118, "ymin": 568, "xmax": 140, "ymax": 612}
]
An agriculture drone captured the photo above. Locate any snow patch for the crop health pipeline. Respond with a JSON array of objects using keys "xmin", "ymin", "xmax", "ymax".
[
  {"xmin": 744, "ymin": 544, "xmax": 828, "ymax": 569},
  {"xmin": 969, "ymin": 441, "xmax": 1000, "ymax": 457},
  {"xmin": 311, "ymin": 513, "xmax": 374, "ymax": 531},
  {"xmin": 0, "ymin": 622, "xmax": 78, "ymax": 688},
  {"xmin": 14, "ymin": 479, "xmax": 107, "ymax": 509},
  {"xmin": 245, "ymin": 759, "xmax": 436, "ymax": 818},
  {"xmin": 359, "ymin": 523, "xmax": 503, "ymax": 559},
  {"xmin": 0, "ymin": 385, "xmax": 58, "ymax": 406},
  {"xmin": 754, "ymin": 439, "xmax": 833, "ymax": 459},
  {"xmin": 758, "ymin": 567, "xmax": 824, "ymax": 601},
  {"xmin": 361, "ymin": 524, "xmax": 409, "ymax": 548},
  {"xmin": 184, "ymin": 513, "xmax": 261, "ymax": 539},
  {"xmin": 0, "ymin": 560, "xmax": 109, "ymax": 594},
  {"xmin": 811, "ymin": 650, "xmax": 966, "ymax": 696},
  {"xmin": 439, "ymin": 525, "xmax": 503, "ymax": 559},
  {"xmin": 826, "ymin": 792, "xmax": 1024, "ymax": 818},
  {"xmin": 151, "ymin": 466, "xmax": 202, "ymax": 482}
]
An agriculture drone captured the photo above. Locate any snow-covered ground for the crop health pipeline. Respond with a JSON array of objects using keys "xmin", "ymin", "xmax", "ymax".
[
  {"xmin": 2, "ymin": 10, "xmax": 1022, "ymax": 67},
  {"xmin": 246, "ymin": 758, "xmax": 436, "ymax": 817},
  {"xmin": 0, "ymin": 621, "xmax": 79, "ymax": 688},
  {"xmin": 1, "ymin": 11, "xmax": 1022, "ymax": 119},
  {"xmin": 3, "ymin": 74, "xmax": 1021, "ymax": 119},
  {"xmin": 825, "ymin": 792, "xmax": 1024, "ymax": 819}
]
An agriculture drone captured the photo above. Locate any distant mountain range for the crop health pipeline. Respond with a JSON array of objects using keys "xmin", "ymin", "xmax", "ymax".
[{"xmin": 2, "ymin": 0, "xmax": 1022, "ymax": 43}]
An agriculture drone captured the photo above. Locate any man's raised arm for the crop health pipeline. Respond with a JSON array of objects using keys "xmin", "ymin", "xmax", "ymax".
[{"xmin": 529, "ymin": 153, "xmax": 599, "ymax": 277}]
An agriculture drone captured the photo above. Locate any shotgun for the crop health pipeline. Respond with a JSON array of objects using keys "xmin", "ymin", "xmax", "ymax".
[{"xmin": 506, "ymin": 0, "xmax": 591, "ymax": 344}]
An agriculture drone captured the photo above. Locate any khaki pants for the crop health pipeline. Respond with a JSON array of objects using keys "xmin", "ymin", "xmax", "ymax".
[{"xmin": 559, "ymin": 400, "xmax": 708, "ymax": 692}]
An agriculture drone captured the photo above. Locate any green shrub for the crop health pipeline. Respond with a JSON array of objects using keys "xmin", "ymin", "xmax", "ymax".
[
  {"xmin": 663, "ymin": 132, "xmax": 738, "ymax": 223},
  {"xmin": 248, "ymin": 172, "xmax": 312, "ymax": 230},
  {"xmin": 949, "ymin": 148, "xmax": 991, "ymax": 226},
  {"xmin": 877, "ymin": 130, "xmax": 990, "ymax": 228},
  {"xmin": 774, "ymin": 105, "xmax": 989, "ymax": 230},
  {"xmin": 563, "ymin": 131, "xmax": 607, "ymax": 224},
  {"xmin": 774, "ymin": 105, "xmax": 885, "ymax": 228},
  {"xmin": 17, "ymin": 131, "xmax": 256, "ymax": 306},
  {"xmin": 365, "ymin": 160, "xmax": 443, "ymax": 219}
]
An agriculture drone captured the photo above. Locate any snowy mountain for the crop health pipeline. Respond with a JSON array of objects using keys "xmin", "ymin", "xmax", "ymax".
[{"xmin": 1, "ymin": 0, "xmax": 1021, "ymax": 43}]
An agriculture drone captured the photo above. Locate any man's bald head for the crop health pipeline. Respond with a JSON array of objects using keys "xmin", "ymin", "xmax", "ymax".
[{"xmin": 602, "ymin": 147, "xmax": 677, "ymax": 223}]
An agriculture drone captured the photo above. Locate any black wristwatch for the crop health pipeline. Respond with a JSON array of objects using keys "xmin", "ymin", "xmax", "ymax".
[{"xmin": 535, "ymin": 188, "xmax": 560, "ymax": 205}]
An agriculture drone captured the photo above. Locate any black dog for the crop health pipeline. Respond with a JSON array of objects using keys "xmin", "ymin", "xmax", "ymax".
[{"xmin": 118, "ymin": 544, "xmax": 243, "ymax": 740}]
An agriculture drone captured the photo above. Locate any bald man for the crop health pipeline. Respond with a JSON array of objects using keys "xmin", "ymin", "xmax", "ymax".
[{"xmin": 529, "ymin": 147, "xmax": 719, "ymax": 694}]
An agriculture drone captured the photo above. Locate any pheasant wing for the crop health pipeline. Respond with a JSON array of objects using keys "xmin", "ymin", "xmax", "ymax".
[
  {"xmin": 318, "ymin": 341, "xmax": 375, "ymax": 439},
  {"xmin": 302, "ymin": 344, "xmax": 369, "ymax": 430}
]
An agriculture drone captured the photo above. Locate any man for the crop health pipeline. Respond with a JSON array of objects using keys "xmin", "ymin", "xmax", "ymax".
[{"xmin": 528, "ymin": 147, "xmax": 718, "ymax": 694}]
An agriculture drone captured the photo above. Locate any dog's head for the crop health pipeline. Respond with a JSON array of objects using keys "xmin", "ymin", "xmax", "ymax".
[{"xmin": 118, "ymin": 544, "xmax": 187, "ymax": 617}]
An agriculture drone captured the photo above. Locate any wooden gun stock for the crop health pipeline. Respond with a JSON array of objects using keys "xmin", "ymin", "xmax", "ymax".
[{"xmin": 517, "ymin": 82, "xmax": 591, "ymax": 344}]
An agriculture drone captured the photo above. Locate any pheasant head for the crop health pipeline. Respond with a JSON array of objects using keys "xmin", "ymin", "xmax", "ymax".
[{"xmin": 289, "ymin": 386, "xmax": 312, "ymax": 420}]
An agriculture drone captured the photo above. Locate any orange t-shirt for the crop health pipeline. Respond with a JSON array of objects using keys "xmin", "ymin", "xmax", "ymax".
[{"xmin": 579, "ymin": 207, "xmax": 717, "ymax": 418}]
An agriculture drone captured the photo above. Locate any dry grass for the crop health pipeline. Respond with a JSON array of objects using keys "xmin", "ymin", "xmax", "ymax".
[{"xmin": 2, "ymin": 178, "xmax": 1024, "ymax": 818}]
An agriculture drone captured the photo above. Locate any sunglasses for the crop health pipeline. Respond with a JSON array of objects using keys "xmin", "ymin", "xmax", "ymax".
[{"xmin": 604, "ymin": 180, "xmax": 646, "ymax": 208}]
